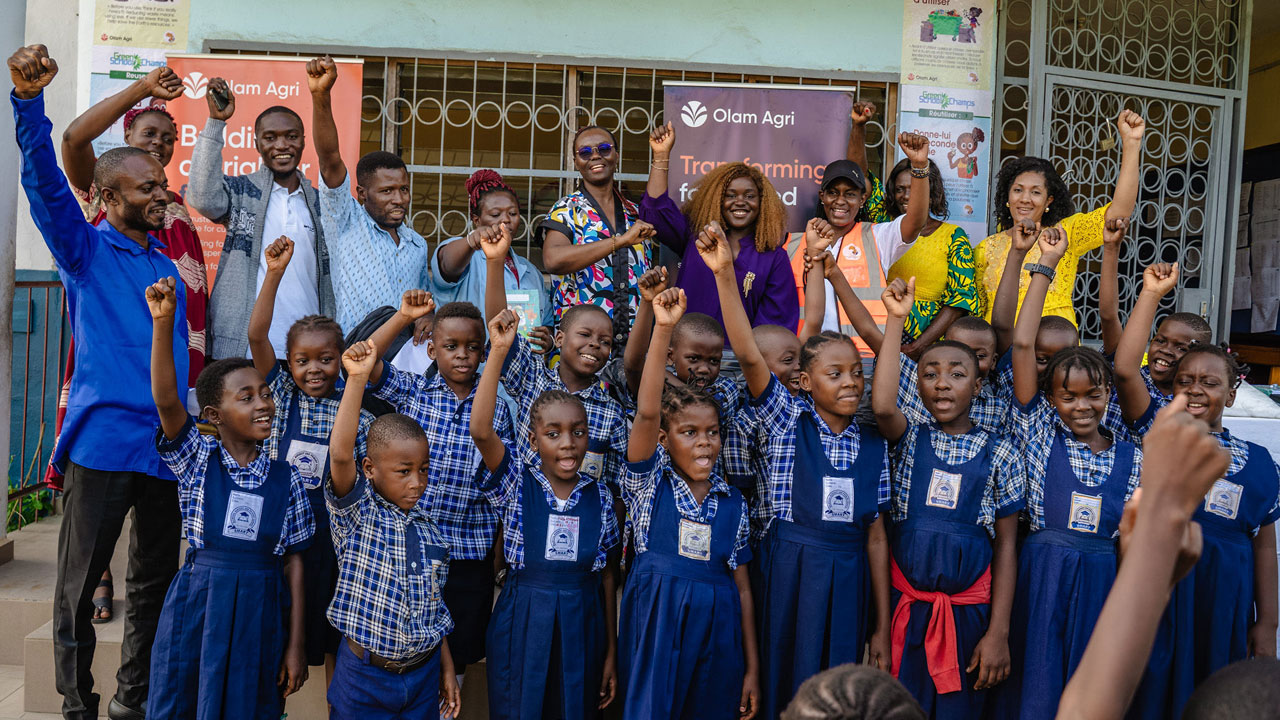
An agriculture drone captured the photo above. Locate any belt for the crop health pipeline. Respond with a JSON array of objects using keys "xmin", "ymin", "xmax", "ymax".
[{"xmin": 346, "ymin": 638, "xmax": 437, "ymax": 675}]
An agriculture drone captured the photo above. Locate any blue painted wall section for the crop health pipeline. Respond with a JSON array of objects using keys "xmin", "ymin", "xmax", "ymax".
[{"xmin": 9, "ymin": 269, "xmax": 68, "ymax": 495}]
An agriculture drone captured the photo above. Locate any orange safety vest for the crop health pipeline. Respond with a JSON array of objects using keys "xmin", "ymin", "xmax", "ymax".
[{"xmin": 787, "ymin": 222, "xmax": 889, "ymax": 351}]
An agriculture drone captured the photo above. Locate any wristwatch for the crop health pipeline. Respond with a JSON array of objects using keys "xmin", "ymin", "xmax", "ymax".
[{"xmin": 1024, "ymin": 262, "xmax": 1056, "ymax": 282}]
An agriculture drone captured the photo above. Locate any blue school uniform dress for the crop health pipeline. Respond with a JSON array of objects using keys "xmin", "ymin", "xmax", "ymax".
[
  {"xmin": 481, "ymin": 447, "xmax": 619, "ymax": 720},
  {"xmin": 149, "ymin": 418, "xmax": 315, "ymax": 720},
  {"xmin": 371, "ymin": 362, "xmax": 512, "ymax": 667},
  {"xmin": 888, "ymin": 424, "xmax": 1024, "ymax": 718},
  {"xmin": 263, "ymin": 364, "xmax": 373, "ymax": 665},
  {"xmin": 326, "ymin": 470, "xmax": 454, "ymax": 718},
  {"xmin": 993, "ymin": 394, "xmax": 1142, "ymax": 720},
  {"xmin": 620, "ymin": 448, "xmax": 753, "ymax": 720},
  {"xmin": 898, "ymin": 353, "xmax": 1011, "ymax": 435},
  {"xmin": 993, "ymin": 348, "xmax": 1133, "ymax": 442},
  {"xmin": 751, "ymin": 375, "xmax": 891, "ymax": 719},
  {"xmin": 502, "ymin": 335, "xmax": 629, "ymax": 491},
  {"xmin": 1132, "ymin": 408, "xmax": 1280, "ymax": 717}
]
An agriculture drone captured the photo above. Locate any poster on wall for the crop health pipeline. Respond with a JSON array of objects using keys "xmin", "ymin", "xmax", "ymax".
[
  {"xmin": 164, "ymin": 55, "xmax": 365, "ymax": 284},
  {"xmin": 88, "ymin": 0, "xmax": 190, "ymax": 155},
  {"xmin": 662, "ymin": 83, "xmax": 853, "ymax": 233},
  {"xmin": 897, "ymin": 86, "xmax": 993, "ymax": 242},
  {"xmin": 900, "ymin": 0, "xmax": 996, "ymax": 92}
]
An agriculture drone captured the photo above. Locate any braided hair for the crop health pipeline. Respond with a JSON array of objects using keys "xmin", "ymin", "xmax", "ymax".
[
  {"xmin": 1177, "ymin": 343, "xmax": 1249, "ymax": 390},
  {"xmin": 465, "ymin": 169, "xmax": 519, "ymax": 218},
  {"xmin": 800, "ymin": 331, "xmax": 856, "ymax": 372},
  {"xmin": 123, "ymin": 104, "xmax": 174, "ymax": 133},
  {"xmin": 1041, "ymin": 346, "xmax": 1113, "ymax": 397},
  {"xmin": 530, "ymin": 389, "xmax": 586, "ymax": 429},
  {"xmin": 659, "ymin": 384, "xmax": 721, "ymax": 432},
  {"xmin": 285, "ymin": 315, "xmax": 344, "ymax": 355}
]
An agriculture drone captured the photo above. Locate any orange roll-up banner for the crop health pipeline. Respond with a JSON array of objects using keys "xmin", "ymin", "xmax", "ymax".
[{"xmin": 164, "ymin": 54, "xmax": 364, "ymax": 287}]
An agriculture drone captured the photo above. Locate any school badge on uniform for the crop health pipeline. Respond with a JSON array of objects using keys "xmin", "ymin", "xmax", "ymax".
[
  {"xmin": 822, "ymin": 475, "xmax": 855, "ymax": 522},
  {"xmin": 926, "ymin": 469, "xmax": 962, "ymax": 510},
  {"xmin": 223, "ymin": 490, "xmax": 264, "ymax": 541},
  {"xmin": 286, "ymin": 439, "xmax": 329, "ymax": 490},
  {"xmin": 582, "ymin": 451, "xmax": 604, "ymax": 480},
  {"xmin": 545, "ymin": 515, "xmax": 580, "ymax": 561},
  {"xmin": 1068, "ymin": 492, "xmax": 1102, "ymax": 534},
  {"xmin": 678, "ymin": 518, "xmax": 712, "ymax": 561},
  {"xmin": 1205, "ymin": 480, "xmax": 1243, "ymax": 519}
]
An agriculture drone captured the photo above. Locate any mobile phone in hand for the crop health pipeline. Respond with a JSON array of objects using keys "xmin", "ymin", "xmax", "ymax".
[{"xmin": 210, "ymin": 85, "xmax": 230, "ymax": 111}]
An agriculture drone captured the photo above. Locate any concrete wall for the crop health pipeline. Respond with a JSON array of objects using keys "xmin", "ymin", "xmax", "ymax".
[
  {"xmin": 185, "ymin": 0, "xmax": 905, "ymax": 75},
  {"xmin": 1247, "ymin": 30, "xmax": 1280, "ymax": 150}
]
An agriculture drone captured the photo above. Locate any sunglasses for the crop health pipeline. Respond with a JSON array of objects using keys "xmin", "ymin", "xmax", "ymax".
[{"xmin": 575, "ymin": 142, "xmax": 615, "ymax": 160}]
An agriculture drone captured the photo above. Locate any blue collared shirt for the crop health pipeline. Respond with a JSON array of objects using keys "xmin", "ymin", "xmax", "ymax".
[
  {"xmin": 501, "ymin": 335, "xmax": 628, "ymax": 491},
  {"xmin": 371, "ymin": 364, "xmax": 514, "ymax": 559},
  {"xmin": 320, "ymin": 174, "xmax": 430, "ymax": 330},
  {"xmin": 326, "ymin": 471, "xmax": 453, "ymax": 661},
  {"xmin": 889, "ymin": 422, "xmax": 1025, "ymax": 535},
  {"xmin": 13, "ymin": 92, "xmax": 189, "ymax": 478},
  {"xmin": 478, "ymin": 446, "xmax": 619, "ymax": 571},
  {"xmin": 1013, "ymin": 392, "xmax": 1143, "ymax": 534},
  {"xmin": 622, "ymin": 447, "xmax": 752, "ymax": 570},
  {"xmin": 752, "ymin": 375, "xmax": 892, "ymax": 529},
  {"xmin": 157, "ymin": 417, "xmax": 315, "ymax": 555},
  {"xmin": 429, "ymin": 237, "xmax": 552, "ymax": 327}
]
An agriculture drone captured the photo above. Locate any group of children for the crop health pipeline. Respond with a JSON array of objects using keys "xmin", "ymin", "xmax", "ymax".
[{"xmin": 137, "ymin": 146, "xmax": 1278, "ymax": 720}]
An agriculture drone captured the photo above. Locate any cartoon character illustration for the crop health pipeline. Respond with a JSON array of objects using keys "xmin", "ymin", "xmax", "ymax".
[{"xmin": 948, "ymin": 127, "xmax": 986, "ymax": 179}]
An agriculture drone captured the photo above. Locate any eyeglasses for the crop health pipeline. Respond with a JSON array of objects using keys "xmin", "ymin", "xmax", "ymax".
[{"xmin": 575, "ymin": 142, "xmax": 614, "ymax": 160}]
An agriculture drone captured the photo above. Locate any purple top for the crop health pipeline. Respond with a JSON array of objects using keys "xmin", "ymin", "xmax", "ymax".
[{"xmin": 640, "ymin": 191, "xmax": 799, "ymax": 333}]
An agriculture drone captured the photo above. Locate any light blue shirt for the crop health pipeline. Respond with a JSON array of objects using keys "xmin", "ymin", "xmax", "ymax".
[
  {"xmin": 319, "ymin": 174, "xmax": 430, "ymax": 330},
  {"xmin": 429, "ymin": 236, "xmax": 552, "ymax": 327}
]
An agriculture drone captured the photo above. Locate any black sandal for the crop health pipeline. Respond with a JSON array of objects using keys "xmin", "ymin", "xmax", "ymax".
[{"xmin": 91, "ymin": 578, "xmax": 113, "ymax": 624}]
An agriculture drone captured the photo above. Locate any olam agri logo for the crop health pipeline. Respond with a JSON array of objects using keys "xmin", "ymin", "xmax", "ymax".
[
  {"xmin": 182, "ymin": 72, "xmax": 208, "ymax": 99},
  {"xmin": 681, "ymin": 101, "xmax": 708, "ymax": 128}
]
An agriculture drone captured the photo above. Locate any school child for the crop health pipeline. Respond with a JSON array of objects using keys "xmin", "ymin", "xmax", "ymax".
[
  {"xmin": 247, "ymin": 235, "xmax": 373, "ymax": 678},
  {"xmin": 1120, "ymin": 274, "xmax": 1279, "ymax": 716},
  {"xmin": 988, "ymin": 219, "xmax": 1133, "ymax": 441},
  {"xmin": 361, "ymin": 291, "xmax": 515, "ymax": 680},
  {"xmin": 992, "ymin": 227, "xmax": 1143, "ymax": 720},
  {"xmin": 871, "ymin": 277, "xmax": 1024, "ymax": 717},
  {"xmin": 144, "ymin": 277, "xmax": 313, "ymax": 719},
  {"xmin": 743, "ymin": 323, "xmax": 804, "ymax": 542},
  {"xmin": 470, "ymin": 308, "xmax": 621, "ymax": 719},
  {"xmin": 478, "ymin": 225, "xmax": 628, "ymax": 491},
  {"xmin": 620, "ymin": 286, "xmax": 759, "ymax": 720},
  {"xmin": 325, "ymin": 340, "xmax": 461, "ymax": 718},
  {"xmin": 1114, "ymin": 260, "xmax": 1213, "ymax": 426},
  {"xmin": 705, "ymin": 224, "xmax": 893, "ymax": 718}
]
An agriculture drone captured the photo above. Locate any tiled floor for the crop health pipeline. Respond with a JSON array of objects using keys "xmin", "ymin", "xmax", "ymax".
[{"xmin": 0, "ymin": 665, "xmax": 61, "ymax": 720}]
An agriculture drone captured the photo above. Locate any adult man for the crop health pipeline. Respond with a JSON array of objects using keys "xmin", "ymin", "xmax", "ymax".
[
  {"xmin": 187, "ymin": 76, "xmax": 335, "ymax": 359},
  {"xmin": 307, "ymin": 55, "xmax": 430, "ymax": 332},
  {"xmin": 9, "ymin": 44, "xmax": 187, "ymax": 720}
]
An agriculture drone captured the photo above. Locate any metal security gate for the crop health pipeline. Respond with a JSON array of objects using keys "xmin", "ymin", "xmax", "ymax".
[{"xmin": 994, "ymin": 0, "xmax": 1249, "ymax": 340}]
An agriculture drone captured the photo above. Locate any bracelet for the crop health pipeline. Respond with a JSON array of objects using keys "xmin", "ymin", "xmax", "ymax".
[
  {"xmin": 908, "ymin": 165, "xmax": 930, "ymax": 178},
  {"xmin": 1024, "ymin": 262, "xmax": 1056, "ymax": 282},
  {"xmin": 651, "ymin": 162, "xmax": 669, "ymax": 169}
]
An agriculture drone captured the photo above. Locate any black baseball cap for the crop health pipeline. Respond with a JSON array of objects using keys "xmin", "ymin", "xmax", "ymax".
[{"xmin": 820, "ymin": 159, "xmax": 867, "ymax": 192}]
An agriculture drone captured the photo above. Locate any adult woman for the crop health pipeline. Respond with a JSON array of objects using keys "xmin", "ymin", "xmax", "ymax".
[
  {"xmin": 880, "ymin": 156, "xmax": 980, "ymax": 354},
  {"xmin": 53, "ymin": 67, "xmax": 209, "ymax": 624},
  {"xmin": 975, "ymin": 110, "xmax": 1145, "ymax": 327},
  {"xmin": 539, "ymin": 125, "xmax": 656, "ymax": 347},
  {"xmin": 641, "ymin": 122, "xmax": 798, "ymax": 332},
  {"xmin": 432, "ymin": 169, "xmax": 552, "ymax": 351},
  {"xmin": 790, "ymin": 130, "xmax": 933, "ymax": 339}
]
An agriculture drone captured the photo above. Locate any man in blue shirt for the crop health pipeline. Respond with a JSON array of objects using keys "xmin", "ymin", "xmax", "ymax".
[
  {"xmin": 306, "ymin": 55, "xmax": 431, "ymax": 332},
  {"xmin": 9, "ymin": 44, "xmax": 188, "ymax": 720}
]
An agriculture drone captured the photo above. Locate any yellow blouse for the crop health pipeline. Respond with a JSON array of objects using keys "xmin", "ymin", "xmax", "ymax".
[
  {"xmin": 885, "ymin": 222, "xmax": 979, "ymax": 339},
  {"xmin": 974, "ymin": 204, "xmax": 1110, "ymax": 326}
]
